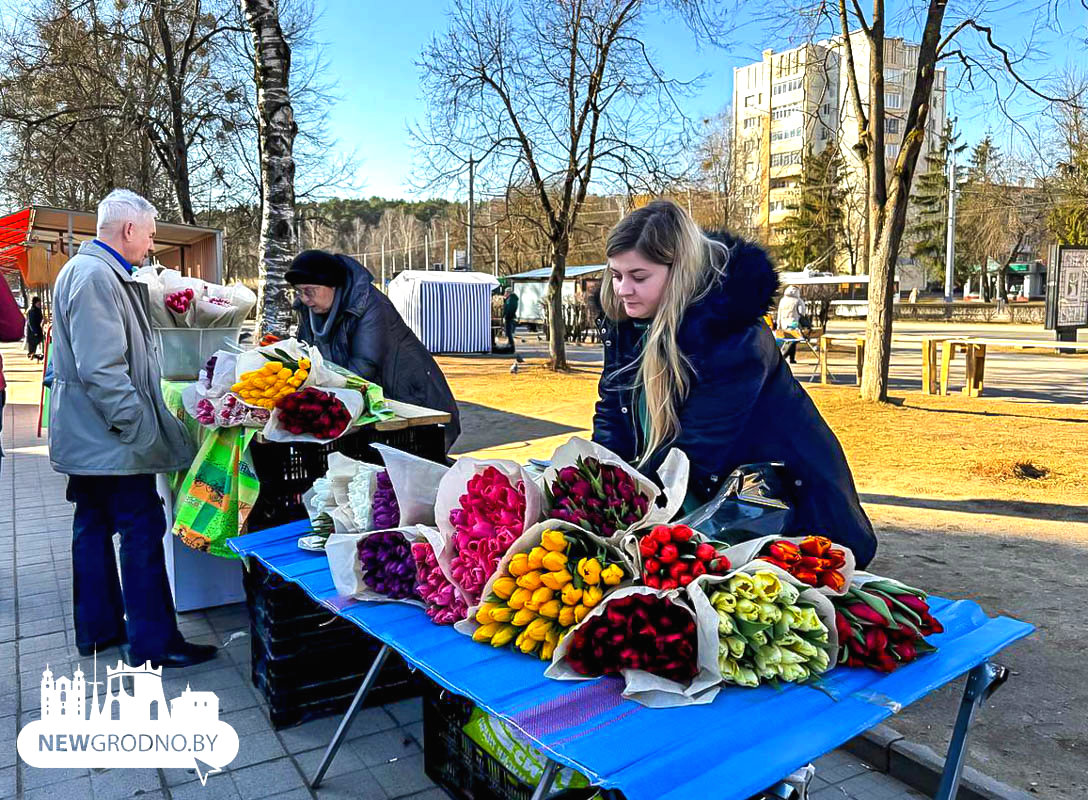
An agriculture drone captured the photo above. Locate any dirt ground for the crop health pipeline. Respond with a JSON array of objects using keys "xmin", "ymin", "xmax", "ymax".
[{"xmin": 439, "ymin": 352, "xmax": 1088, "ymax": 799}]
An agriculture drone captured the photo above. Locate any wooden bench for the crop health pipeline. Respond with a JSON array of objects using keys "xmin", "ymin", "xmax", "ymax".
[
  {"xmin": 939, "ymin": 337, "xmax": 1088, "ymax": 397},
  {"xmin": 819, "ymin": 334, "xmax": 945, "ymax": 392}
]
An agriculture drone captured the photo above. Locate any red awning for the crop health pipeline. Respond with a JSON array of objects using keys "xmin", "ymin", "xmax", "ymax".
[{"xmin": 0, "ymin": 208, "xmax": 32, "ymax": 279}]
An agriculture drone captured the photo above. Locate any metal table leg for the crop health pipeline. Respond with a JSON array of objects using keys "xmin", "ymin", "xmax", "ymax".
[
  {"xmin": 310, "ymin": 644, "xmax": 392, "ymax": 788},
  {"xmin": 935, "ymin": 661, "xmax": 1009, "ymax": 800},
  {"xmin": 530, "ymin": 759, "xmax": 560, "ymax": 800}
]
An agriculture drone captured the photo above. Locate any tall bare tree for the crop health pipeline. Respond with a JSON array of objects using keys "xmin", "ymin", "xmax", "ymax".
[
  {"xmin": 0, "ymin": 0, "xmax": 248, "ymax": 223},
  {"xmin": 415, "ymin": 0, "xmax": 721, "ymax": 369},
  {"xmin": 242, "ymin": 0, "xmax": 297, "ymax": 336},
  {"xmin": 763, "ymin": 1, "xmax": 1075, "ymax": 400}
]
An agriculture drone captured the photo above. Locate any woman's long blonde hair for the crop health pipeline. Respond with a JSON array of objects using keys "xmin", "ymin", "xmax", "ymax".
[{"xmin": 601, "ymin": 199, "xmax": 729, "ymax": 464}]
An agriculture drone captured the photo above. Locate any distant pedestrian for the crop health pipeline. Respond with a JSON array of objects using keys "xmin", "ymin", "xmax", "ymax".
[
  {"xmin": 502, "ymin": 287, "xmax": 519, "ymax": 350},
  {"xmin": 50, "ymin": 189, "xmax": 213, "ymax": 669},
  {"xmin": 25, "ymin": 296, "xmax": 44, "ymax": 360},
  {"xmin": 776, "ymin": 285, "xmax": 807, "ymax": 364},
  {"xmin": 908, "ymin": 287, "xmax": 919, "ymax": 304}
]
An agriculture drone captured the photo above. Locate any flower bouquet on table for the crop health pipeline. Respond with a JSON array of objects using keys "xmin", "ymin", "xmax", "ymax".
[
  {"xmin": 371, "ymin": 443, "xmax": 450, "ymax": 527},
  {"xmin": 133, "ymin": 266, "xmax": 256, "ymax": 329},
  {"xmin": 326, "ymin": 525, "xmax": 436, "ymax": 605},
  {"xmin": 542, "ymin": 437, "xmax": 689, "ymax": 541},
  {"xmin": 688, "ymin": 564, "xmax": 836, "ymax": 688},
  {"xmin": 435, "ymin": 458, "xmax": 544, "ymax": 606},
  {"xmin": 719, "ymin": 534, "xmax": 856, "ymax": 596},
  {"xmin": 411, "ymin": 528, "xmax": 470, "ymax": 625},
  {"xmin": 456, "ymin": 521, "xmax": 634, "ymax": 660},
  {"xmin": 631, "ymin": 524, "xmax": 732, "ymax": 590},
  {"xmin": 832, "ymin": 574, "xmax": 944, "ymax": 672},
  {"xmin": 546, "ymin": 584, "xmax": 722, "ymax": 707},
  {"xmin": 301, "ymin": 453, "xmax": 399, "ymax": 535}
]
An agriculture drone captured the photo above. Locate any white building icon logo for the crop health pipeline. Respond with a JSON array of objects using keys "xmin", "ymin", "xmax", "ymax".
[{"xmin": 17, "ymin": 658, "xmax": 238, "ymax": 784}]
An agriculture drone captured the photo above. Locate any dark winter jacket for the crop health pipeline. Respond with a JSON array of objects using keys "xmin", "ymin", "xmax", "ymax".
[
  {"xmin": 294, "ymin": 255, "xmax": 461, "ymax": 453},
  {"xmin": 592, "ymin": 233, "xmax": 876, "ymax": 566}
]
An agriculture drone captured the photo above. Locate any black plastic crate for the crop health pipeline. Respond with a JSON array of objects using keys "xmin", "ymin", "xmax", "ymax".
[
  {"xmin": 422, "ymin": 681, "xmax": 602, "ymax": 800},
  {"xmin": 244, "ymin": 559, "xmax": 327, "ymax": 620},
  {"xmin": 243, "ymin": 560, "xmax": 422, "ymax": 729},
  {"xmin": 247, "ymin": 424, "xmax": 446, "ymax": 531}
]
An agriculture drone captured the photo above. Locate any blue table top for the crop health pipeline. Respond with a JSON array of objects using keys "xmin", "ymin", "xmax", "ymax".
[{"xmin": 230, "ymin": 520, "xmax": 1034, "ymax": 800}]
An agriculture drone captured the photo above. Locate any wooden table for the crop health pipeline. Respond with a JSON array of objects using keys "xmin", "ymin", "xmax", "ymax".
[
  {"xmin": 376, "ymin": 399, "xmax": 452, "ymax": 430},
  {"xmin": 939, "ymin": 337, "xmax": 1088, "ymax": 397},
  {"xmin": 820, "ymin": 334, "xmax": 945, "ymax": 392}
]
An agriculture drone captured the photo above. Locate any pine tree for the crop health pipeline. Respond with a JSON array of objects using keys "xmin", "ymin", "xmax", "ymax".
[
  {"xmin": 778, "ymin": 144, "xmax": 847, "ymax": 271},
  {"xmin": 908, "ymin": 121, "xmax": 964, "ymax": 286}
]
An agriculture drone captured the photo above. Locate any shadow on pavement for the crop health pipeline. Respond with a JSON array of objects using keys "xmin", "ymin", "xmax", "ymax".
[
  {"xmin": 861, "ymin": 492, "xmax": 1088, "ymax": 522},
  {"xmin": 450, "ymin": 401, "xmax": 583, "ymax": 455}
]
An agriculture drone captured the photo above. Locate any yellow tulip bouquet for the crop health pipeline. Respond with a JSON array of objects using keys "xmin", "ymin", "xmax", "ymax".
[{"xmin": 458, "ymin": 521, "xmax": 634, "ymax": 661}]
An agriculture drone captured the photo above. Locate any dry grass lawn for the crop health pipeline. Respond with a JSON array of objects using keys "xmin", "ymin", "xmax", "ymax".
[{"xmin": 439, "ymin": 354, "xmax": 1088, "ymax": 511}]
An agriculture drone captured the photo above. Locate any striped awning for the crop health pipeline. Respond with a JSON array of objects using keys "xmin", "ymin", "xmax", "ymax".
[{"xmin": 0, "ymin": 208, "xmax": 32, "ymax": 277}]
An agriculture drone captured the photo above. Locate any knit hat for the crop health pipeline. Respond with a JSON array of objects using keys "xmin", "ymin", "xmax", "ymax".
[{"xmin": 285, "ymin": 250, "xmax": 347, "ymax": 287}]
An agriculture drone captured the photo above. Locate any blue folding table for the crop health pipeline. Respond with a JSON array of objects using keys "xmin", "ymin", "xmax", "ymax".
[{"xmin": 230, "ymin": 521, "xmax": 1033, "ymax": 800}]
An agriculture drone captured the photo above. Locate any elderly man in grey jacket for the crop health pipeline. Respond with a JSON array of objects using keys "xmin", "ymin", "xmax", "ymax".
[{"xmin": 50, "ymin": 189, "xmax": 215, "ymax": 669}]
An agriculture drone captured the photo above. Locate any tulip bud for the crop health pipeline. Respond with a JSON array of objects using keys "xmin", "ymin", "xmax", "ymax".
[
  {"xmin": 516, "ymin": 571, "xmax": 543, "ymax": 591},
  {"xmin": 508, "ymin": 553, "xmax": 530, "ymax": 577},
  {"xmin": 541, "ymin": 551, "xmax": 568, "ymax": 572},
  {"xmin": 527, "ymin": 546, "xmax": 547, "ymax": 570},
  {"xmin": 558, "ymin": 605, "xmax": 576, "ymax": 627},
  {"xmin": 512, "ymin": 607, "xmax": 537, "ymax": 627}
]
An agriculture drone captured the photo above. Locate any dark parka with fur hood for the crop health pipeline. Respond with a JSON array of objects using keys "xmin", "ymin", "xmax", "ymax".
[
  {"xmin": 592, "ymin": 232, "xmax": 876, "ymax": 567},
  {"xmin": 294, "ymin": 255, "xmax": 461, "ymax": 453}
]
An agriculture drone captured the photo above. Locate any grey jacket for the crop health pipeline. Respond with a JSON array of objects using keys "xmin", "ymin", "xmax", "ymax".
[
  {"xmin": 294, "ymin": 255, "xmax": 461, "ymax": 452},
  {"xmin": 49, "ymin": 241, "xmax": 195, "ymax": 475}
]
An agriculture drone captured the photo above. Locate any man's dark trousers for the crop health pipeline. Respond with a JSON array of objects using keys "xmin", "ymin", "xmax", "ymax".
[
  {"xmin": 68, "ymin": 473, "xmax": 179, "ymax": 660},
  {"xmin": 504, "ymin": 317, "xmax": 516, "ymax": 349}
]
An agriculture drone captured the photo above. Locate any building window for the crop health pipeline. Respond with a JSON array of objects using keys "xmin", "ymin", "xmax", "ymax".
[
  {"xmin": 772, "ymin": 103, "xmax": 801, "ymax": 120},
  {"xmin": 885, "ymin": 117, "xmax": 900, "ymax": 134},
  {"xmin": 744, "ymin": 94, "xmax": 756, "ymax": 107},
  {"xmin": 771, "ymin": 127, "xmax": 802, "ymax": 142},
  {"xmin": 885, "ymin": 92, "xmax": 902, "ymax": 109},
  {"xmin": 770, "ymin": 150, "xmax": 802, "ymax": 167},
  {"xmin": 743, "ymin": 117, "xmax": 760, "ymax": 129},
  {"xmin": 885, "ymin": 143, "xmax": 899, "ymax": 161},
  {"xmin": 821, "ymin": 103, "xmax": 833, "ymax": 115},
  {"xmin": 772, "ymin": 77, "xmax": 803, "ymax": 96},
  {"xmin": 885, "ymin": 68, "xmax": 904, "ymax": 84}
]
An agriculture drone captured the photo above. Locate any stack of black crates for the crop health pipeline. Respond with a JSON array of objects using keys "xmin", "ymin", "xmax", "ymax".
[{"xmin": 244, "ymin": 421, "xmax": 447, "ymax": 728}]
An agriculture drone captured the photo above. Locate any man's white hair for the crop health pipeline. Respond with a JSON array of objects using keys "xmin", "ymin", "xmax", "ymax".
[{"xmin": 96, "ymin": 189, "xmax": 157, "ymax": 236}]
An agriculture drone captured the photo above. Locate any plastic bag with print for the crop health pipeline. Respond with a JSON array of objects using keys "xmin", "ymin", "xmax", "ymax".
[
  {"xmin": 718, "ymin": 534, "xmax": 856, "ymax": 597},
  {"xmin": 687, "ymin": 561, "xmax": 839, "ymax": 688},
  {"xmin": 435, "ymin": 457, "xmax": 544, "ymax": 605},
  {"xmin": 372, "ymin": 443, "xmax": 449, "ymax": 526},
  {"xmin": 326, "ymin": 525, "xmax": 431, "ymax": 607},
  {"xmin": 545, "ymin": 584, "xmax": 722, "ymax": 708},
  {"xmin": 454, "ymin": 519, "xmax": 636, "ymax": 643},
  {"xmin": 541, "ymin": 437, "xmax": 689, "ymax": 542}
]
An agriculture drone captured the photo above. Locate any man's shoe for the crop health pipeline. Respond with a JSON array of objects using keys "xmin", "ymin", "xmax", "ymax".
[
  {"xmin": 77, "ymin": 637, "xmax": 127, "ymax": 657},
  {"xmin": 123, "ymin": 641, "xmax": 219, "ymax": 669}
]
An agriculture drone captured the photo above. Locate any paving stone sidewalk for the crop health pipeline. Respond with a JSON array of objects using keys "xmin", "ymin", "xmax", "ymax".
[{"xmin": 1, "ymin": 391, "xmax": 926, "ymax": 800}]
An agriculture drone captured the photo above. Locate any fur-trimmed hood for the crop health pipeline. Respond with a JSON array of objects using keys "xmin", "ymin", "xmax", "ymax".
[{"xmin": 592, "ymin": 230, "xmax": 779, "ymax": 339}]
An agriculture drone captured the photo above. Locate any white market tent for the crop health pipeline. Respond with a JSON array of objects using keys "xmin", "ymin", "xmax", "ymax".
[
  {"xmin": 506, "ymin": 264, "xmax": 604, "ymax": 324},
  {"xmin": 388, "ymin": 270, "xmax": 500, "ymax": 353}
]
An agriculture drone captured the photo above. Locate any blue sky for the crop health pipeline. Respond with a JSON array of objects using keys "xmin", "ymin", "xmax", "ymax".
[{"xmin": 315, "ymin": 1, "xmax": 1085, "ymax": 200}]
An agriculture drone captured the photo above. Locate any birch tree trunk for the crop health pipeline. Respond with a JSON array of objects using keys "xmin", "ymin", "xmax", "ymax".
[{"xmin": 242, "ymin": 0, "xmax": 298, "ymax": 337}]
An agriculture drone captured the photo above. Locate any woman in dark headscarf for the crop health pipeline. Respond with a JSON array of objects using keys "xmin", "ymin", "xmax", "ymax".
[{"xmin": 286, "ymin": 249, "xmax": 461, "ymax": 453}]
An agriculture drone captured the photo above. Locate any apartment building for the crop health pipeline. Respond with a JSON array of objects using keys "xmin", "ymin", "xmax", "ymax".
[{"xmin": 732, "ymin": 34, "xmax": 947, "ymax": 261}]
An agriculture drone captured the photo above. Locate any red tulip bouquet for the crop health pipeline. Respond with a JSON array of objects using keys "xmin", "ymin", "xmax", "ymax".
[
  {"xmin": 547, "ymin": 586, "xmax": 722, "ymax": 707},
  {"xmin": 832, "ymin": 577, "xmax": 943, "ymax": 672},
  {"xmin": 720, "ymin": 534, "xmax": 856, "ymax": 596}
]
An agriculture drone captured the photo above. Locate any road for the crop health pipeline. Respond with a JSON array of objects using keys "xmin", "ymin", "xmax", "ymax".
[{"xmin": 507, "ymin": 320, "xmax": 1088, "ymax": 405}]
